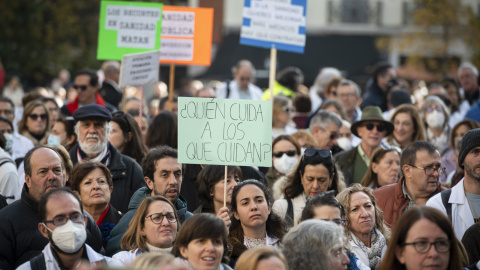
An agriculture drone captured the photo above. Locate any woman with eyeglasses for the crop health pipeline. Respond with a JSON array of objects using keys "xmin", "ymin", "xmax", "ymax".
[
  {"xmin": 18, "ymin": 100, "xmax": 51, "ymax": 146},
  {"xmin": 272, "ymin": 95, "xmax": 297, "ymax": 138},
  {"xmin": 70, "ymin": 161, "xmax": 121, "ymax": 247},
  {"xmin": 113, "ymin": 195, "xmax": 179, "ymax": 266},
  {"xmin": 266, "ymin": 135, "xmax": 301, "ymax": 191},
  {"xmin": 337, "ymin": 184, "xmax": 391, "ymax": 270},
  {"xmin": 300, "ymin": 191, "xmax": 370, "ymax": 270},
  {"xmin": 228, "ymin": 180, "xmax": 288, "ymax": 267},
  {"xmin": 172, "ymin": 213, "xmax": 233, "ymax": 270},
  {"xmin": 361, "ymin": 146, "xmax": 401, "ymax": 189},
  {"xmin": 272, "ymin": 148, "xmax": 345, "ymax": 227},
  {"xmin": 378, "ymin": 206, "xmax": 464, "ymax": 270},
  {"xmin": 386, "ymin": 104, "xmax": 426, "ymax": 150},
  {"xmin": 109, "ymin": 111, "xmax": 148, "ymax": 164},
  {"xmin": 419, "ymin": 96, "xmax": 451, "ymax": 154}
]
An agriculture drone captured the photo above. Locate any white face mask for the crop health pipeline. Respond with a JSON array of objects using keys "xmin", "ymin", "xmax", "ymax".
[
  {"xmin": 3, "ymin": 133, "xmax": 13, "ymax": 152},
  {"xmin": 337, "ymin": 137, "xmax": 352, "ymax": 151},
  {"xmin": 426, "ymin": 111, "xmax": 445, "ymax": 129},
  {"xmin": 43, "ymin": 220, "xmax": 87, "ymax": 254},
  {"xmin": 274, "ymin": 154, "xmax": 299, "ymax": 175},
  {"xmin": 47, "ymin": 134, "xmax": 62, "ymax": 146}
]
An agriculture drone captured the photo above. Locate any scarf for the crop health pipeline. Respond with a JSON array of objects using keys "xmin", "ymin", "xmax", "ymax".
[
  {"xmin": 349, "ymin": 228, "xmax": 386, "ymax": 270},
  {"xmin": 77, "ymin": 142, "xmax": 111, "ymax": 165},
  {"xmin": 146, "ymin": 242, "xmax": 172, "ymax": 253}
]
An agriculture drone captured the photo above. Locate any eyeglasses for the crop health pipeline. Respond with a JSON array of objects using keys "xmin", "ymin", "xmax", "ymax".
[
  {"xmin": 0, "ymin": 110, "xmax": 13, "ymax": 116},
  {"xmin": 319, "ymin": 128, "xmax": 340, "ymax": 140},
  {"xmin": 273, "ymin": 150, "xmax": 297, "ymax": 158},
  {"xmin": 283, "ymin": 106, "xmax": 295, "ymax": 113},
  {"xmin": 48, "ymin": 107, "xmax": 59, "ymax": 113},
  {"xmin": 363, "ymin": 123, "xmax": 386, "ymax": 132},
  {"xmin": 409, "ymin": 165, "xmax": 446, "ymax": 176},
  {"xmin": 145, "ymin": 212, "xmax": 177, "ymax": 224},
  {"xmin": 73, "ymin": 85, "xmax": 88, "ymax": 91},
  {"xmin": 403, "ymin": 240, "xmax": 451, "ymax": 254},
  {"xmin": 337, "ymin": 93, "xmax": 356, "ymax": 99},
  {"xmin": 426, "ymin": 106, "xmax": 443, "ymax": 113},
  {"xmin": 44, "ymin": 213, "xmax": 85, "ymax": 226},
  {"xmin": 321, "ymin": 219, "xmax": 346, "ymax": 226},
  {"xmin": 28, "ymin": 114, "xmax": 47, "ymax": 121},
  {"xmin": 303, "ymin": 148, "xmax": 332, "ymax": 159}
]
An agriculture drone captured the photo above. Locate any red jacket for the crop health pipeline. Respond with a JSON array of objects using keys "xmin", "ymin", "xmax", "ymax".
[{"xmin": 65, "ymin": 93, "xmax": 107, "ymax": 115}]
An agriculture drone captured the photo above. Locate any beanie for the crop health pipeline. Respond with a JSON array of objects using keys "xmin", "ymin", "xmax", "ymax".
[{"xmin": 458, "ymin": 128, "xmax": 480, "ymax": 169}]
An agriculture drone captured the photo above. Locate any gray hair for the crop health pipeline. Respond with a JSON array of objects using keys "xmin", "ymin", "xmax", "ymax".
[
  {"xmin": 338, "ymin": 79, "xmax": 361, "ymax": 97},
  {"xmin": 309, "ymin": 110, "xmax": 342, "ymax": 131},
  {"xmin": 232, "ymin": 59, "xmax": 256, "ymax": 77},
  {"xmin": 311, "ymin": 67, "xmax": 342, "ymax": 95},
  {"xmin": 74, "ymin": 121, "xmax": 112, "ymax": 142},
  {"xmin": 419, "ymin": 95, "xmax": 450, "ymax": 125},
  {"xmin": 458, "ymin": 62, "xmax": 479, "ymax": 77},
  {"xmin": 283, "ymin": 220, "xmax": 346, "ymax": 270}
]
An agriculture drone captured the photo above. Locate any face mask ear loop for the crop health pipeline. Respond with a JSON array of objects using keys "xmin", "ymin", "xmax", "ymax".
[{"xmin": 43, "ymin": 223, "xmax": 53, "ymax": 233}]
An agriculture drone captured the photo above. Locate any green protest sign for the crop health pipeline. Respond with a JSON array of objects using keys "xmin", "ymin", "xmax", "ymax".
[
  {"xmin": 178, "ymin": 97, "xmax": 273, "ymax": 167},
  {"xmin": 97, "ymin": 1, "xmax": 163, "ymax": 60}
]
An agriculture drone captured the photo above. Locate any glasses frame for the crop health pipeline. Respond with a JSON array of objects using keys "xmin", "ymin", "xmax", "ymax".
[
  {"xmin": 145, "ymin": 212, "xmax": 177, "ymax": 225},
  {"xmin": 273, "ymin": 150, "xmax": 297, "ymax": 158},
  {"xmin": 319, "ymin": 127, "xmax": 340, "ymax": 140},
  {"xmin": 409, "ymin": 164, "xmax": 446, "ymax": 176},
  {"xmin": 43, "ymin": 213, "xmax": 85, "ymax": 226},
  {"xmin": 403, "ymin": 240, "xmax": 451, "ymax": 254},
  {"xmin": 28, "ymin": 114, "xmax": 48, "ymax": 121},
  {"xmin": 363, "ymin": 123, "xmax": 386, "ymax": 132},
  {"xmin": 73, "ymin": 85, "xmax": 88, "ymax": 91}
]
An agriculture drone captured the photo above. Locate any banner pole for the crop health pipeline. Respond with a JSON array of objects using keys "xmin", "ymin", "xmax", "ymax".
[
  {"xmin": 269, "ymin": 45, "xmax": 277, "ymax": 105},
  {"xmin": 139, "ymin": 85, "xmax": 144, "ymax": 131},
  {"xmin": 224, "ymin": 165, "xmax": 228, "ymax": 208},
  {"xmin": 168, "ymin": 62, "xmax": 175, "ymax": 112}
]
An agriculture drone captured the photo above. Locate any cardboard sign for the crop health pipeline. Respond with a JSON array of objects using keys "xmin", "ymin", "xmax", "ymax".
[
  {"xmin": 119, "ymin": 50, "xmax": 160, "ymax": 87},
  {"xmin": 240, "ymin": 0, "xmax": 307, "ymax": 54},
  {"xmin": 160, "ymin": 6, "xmax": 214, "ymax": 66},
  {"xmin": 98, "ymin": 1, "xmax": 163, "ymax": 60},
  {"xmin": 178, "ymin": 97, "xmax": 273, "ymax": 166}
]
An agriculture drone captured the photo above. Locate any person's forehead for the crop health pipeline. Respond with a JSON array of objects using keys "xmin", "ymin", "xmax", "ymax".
[
  {"xmin": 325, "ymin": 123, "xmax": 340, "ymax": 131},
  {"xmin": 155, "ymin": 157, "xmax": 181, "ymax": 171},
  {"xmin": 75, "ymin": 74, "xmax": 91, "ymax": 83},
  {"xmin": 460, "ymin": 68, "xmax": 475, "ymax": 76},
  {"xmin": 0, "ymin": 101, "xmax": 12, "ymax": 110},
  {"xmin": 337, "ymin": 84, "xmax": 355, "ymax": 93},
  {"xmin": 46, "ymin": 193, "xmax": 81, "ymax": 217},
  {"xmin": 80, "ymin": 119, "xmax": 106, "ymax": 126},
  {"xmin": 31, "ymin": 148, "xmax": 62, "ymax": 167},
  {"xmin": 236, "ymin": 66, "xmax": 252, "ymax": 75},
  {"xmin": 414, "ymin": 150, "xmax": 440, "ymax": 165}
]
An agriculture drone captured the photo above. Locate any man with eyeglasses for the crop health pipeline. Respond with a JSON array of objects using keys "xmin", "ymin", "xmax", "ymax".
[
  {"xmin": 427, "ymin": 129, "xmax": 480, "ymax": 240},
  {"xmin": 0, "ymin": 96, "xmax": 34, "ymax": 163},
  {"xmin": 309, "ymin": 110, "xmax": 343, "ymax": 154},
  {"xmin": 105, "ymin": 145, "xmax": 193, "ymax": 256},
  {"xmin": 60, "ymin": 69, "xmax": 116, "ymax": 116},
  {"xmin": 16, "ymin": 188, "xmax": 121, "ymax": 270},
  {"xmin": 374, "ymin": 141, "xmax": 446, "ymax": 228},
  {"xmin": 215, "ymin": 60, "xmax": 263, "ymax": 100},
  {"xmin": 0, "ymin": 146, "xmax": 103, "ymax": 270},
  {"xmin": 335, "ymin": 106, "xmax": 394, "ymax": 185}
]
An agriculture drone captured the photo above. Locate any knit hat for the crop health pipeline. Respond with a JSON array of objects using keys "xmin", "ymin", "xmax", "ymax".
[{"xmin": 458, "ymin": 128, "xmax": 480, "ymax": 169}]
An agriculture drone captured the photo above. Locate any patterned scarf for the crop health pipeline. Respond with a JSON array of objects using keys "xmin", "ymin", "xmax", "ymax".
[{"xmin": 349, "ymin": 228, "xmax": 386, "ymax": 270}]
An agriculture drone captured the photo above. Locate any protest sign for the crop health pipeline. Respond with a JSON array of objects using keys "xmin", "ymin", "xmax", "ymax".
[
  {"xmin": 178, "ymin": 97, "xmax": 273, "ymax": 167},
  {"xmin": 240, "ymin": 0, "xmax": 307, "ymax": 54},
  {"xmin": 98, "ymin": 1, "xmax": 163, "ymax": 60},
  {"xmin": 160, "ymin": 6, "xmax": 214, "ymax": 66},
  {"xmin": 119, "ymin": 50, "xmax": 160, "ymax": 87}
]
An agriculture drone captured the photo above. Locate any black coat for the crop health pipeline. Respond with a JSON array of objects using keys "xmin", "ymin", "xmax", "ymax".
[
  {"xmin": 0, "ymin": 185, "xmax": 103, "ymax": 270},
  {"xmin": 69, "ymin": 144, "xmax": 145, "ymax": 214},
  {"xmin": 99, "ymin": 80, "xmax": 122, "ymax": 109}
]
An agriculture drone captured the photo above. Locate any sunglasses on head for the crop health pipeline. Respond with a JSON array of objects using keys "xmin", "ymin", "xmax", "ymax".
[
  {"xmin": 303, "ymin": 148, "xmax": 332, "ymax": 159},
  {"xmin": 28, "ymin": 114, "xmax": 47, "ymax": 121},
  {"xmin": 73, "ymin": 85, "xmax": 88, "ymax": 91},
  {"xmin": 273, "ymin": 150, "xmax": 297, "ymax": 158},
  {"xmin": 363, "ymin": 123, "xmax": 386, "ymax": 132}
]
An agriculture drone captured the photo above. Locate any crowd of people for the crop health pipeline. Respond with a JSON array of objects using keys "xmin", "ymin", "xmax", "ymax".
[{"xmin": 0, "ymin": 59, "xmax": 479, "ymax": 270}]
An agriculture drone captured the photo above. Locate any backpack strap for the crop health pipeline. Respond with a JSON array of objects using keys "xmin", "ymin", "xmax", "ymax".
[
  {"xmin": 441, "ymin": 189, "xmax": 452, "ymax": 222},
  {"xmin": 286, "ymin": 198, "xmax": 294, "ymax": 227},
  {"xmin": 29, "ymin": 253, "xmax": 46, "ymax": 270}
]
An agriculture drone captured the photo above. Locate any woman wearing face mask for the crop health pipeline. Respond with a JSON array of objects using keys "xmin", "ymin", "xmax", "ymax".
[
  {"xmin": 113, "ymin": 195, "xmax": 179, "ymax": 266},
  {"xmin": 47, "ymin": 117, "xmax": 77, "ymax": 150},
  {"xmin": 419, "ymin": 96, "xmax": 451, "ymax": 154},
  {"xmin": 272, "ymin": 148, "xmax": 345, "ymax": 227},
  {"xmin": 194, "ymin": 165, "xmax": 242, "ymax": 229},
  {"xmin": 265, "ymin": 135, "xmax": 301, "ymax": 190},
  {"xmin": 361, "ymin": 146, "xmax": 401, "ymax": 189},
  {"xmin": 71, "ymin": 162, "xmax": 121, "ymax": 247},
  {"xmin": 272, "ymin": 95, "xmax": 297, "ymax": 138},
  {"xmin": 229, "ymin": 180, "xmax": 288, "ymax": 267},
  {"xmin": 172, "ymin": 213, "xmax": 233, "ymax": 270}
]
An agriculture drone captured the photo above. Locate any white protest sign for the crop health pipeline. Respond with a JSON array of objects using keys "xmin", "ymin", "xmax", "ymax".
[
  {"xmin": 240, "ymin": 0, "xmax": 307, "ymax": 53},
  {"xmin": 178, "ymin": 97, "xmax": 273, "ymax": 167},
  {"xmin": 119, "ymin": 50, "xmax": 160, "ymax": 87}
]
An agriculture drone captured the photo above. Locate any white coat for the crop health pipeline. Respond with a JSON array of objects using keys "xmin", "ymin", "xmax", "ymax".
[
  {"xmin": 272, "ymin": 193, "xmax": 306, "ymax": 226},
  {"xmin": 426, "ymin": 178, "xmax": 475, "ymax": 240}
]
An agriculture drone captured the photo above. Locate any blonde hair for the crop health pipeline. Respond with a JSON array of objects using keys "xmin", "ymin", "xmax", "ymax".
[
  {"xmin": 235, "ymin": 246, "xmax": 288, "ymax": 270},
  {"xmin": 130, "ymin": 252, "xmax": 175, "ymax": 269}
]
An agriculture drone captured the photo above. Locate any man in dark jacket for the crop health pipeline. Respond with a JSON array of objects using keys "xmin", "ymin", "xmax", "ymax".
[
  {"xmin": 105, "ymin": 145, "xmax": 193, "ymax": 256},
  {"xmin": 69, "ymin": 104, "xmax": 144, "ymax": 213},
  {"xmin": 360, "ymin": 62, "xmax": 396, "ymax": 111},
  {"xmin": 0, "ymin": 146, "xmax": 103, "ymax": 270},
  {"xmin": 98, "ymin": 61, "xmax": 122, "ymax": 109}
]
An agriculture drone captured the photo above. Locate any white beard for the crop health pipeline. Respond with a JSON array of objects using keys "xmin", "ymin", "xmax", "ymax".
[{"xmin": 79, "ymin": 134, "xmax": 108, "ymax": 156}]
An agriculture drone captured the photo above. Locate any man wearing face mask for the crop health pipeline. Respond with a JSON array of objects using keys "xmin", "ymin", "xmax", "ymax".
[
  {"xmin": 0, "ymin": 146, "xmax": 103, "ymax": 270},
  {"xmin": 16, "ymin": 188, "xmax": 122, "ymax": 270}
]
